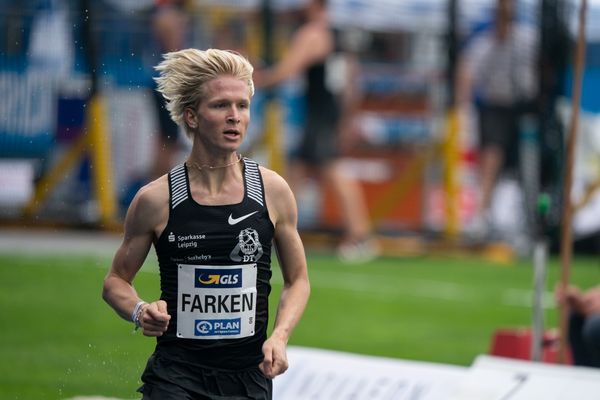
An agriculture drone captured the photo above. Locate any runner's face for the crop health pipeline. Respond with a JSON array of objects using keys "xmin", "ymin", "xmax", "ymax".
[{"xmin": 191, "ymin": 75, "xmax": 251, "ymax": 152}]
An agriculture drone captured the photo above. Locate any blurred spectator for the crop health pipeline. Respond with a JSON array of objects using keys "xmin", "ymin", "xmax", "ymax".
[
  {"xmin": 151, "ymin": 0, "xmax": 190, "ymax": 178},
  {"xmin": 555, "ymin": 283, "xmax": 600, "ymax": 367},
  {"xmin": 457, "ymin": 0, "xmax": 539, "ymax": 241},
  {"xmin": 254, "ymin": 0, "xmax": 378, "ymax": 262}
]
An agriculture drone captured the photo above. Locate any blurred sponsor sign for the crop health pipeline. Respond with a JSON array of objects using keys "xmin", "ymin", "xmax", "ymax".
[
  {"xmin": 274, "ymin": 346, "xmax": 466, "ymax": 400},
  {"xmin": 0, "ymin": 71, "xmax": 57, "ymax": 158}
]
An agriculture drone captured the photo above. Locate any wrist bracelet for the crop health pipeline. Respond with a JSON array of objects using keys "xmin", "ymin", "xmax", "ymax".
[{"xmin": 132, "ymin": 301, "xmax": 148, "ymax": 332}]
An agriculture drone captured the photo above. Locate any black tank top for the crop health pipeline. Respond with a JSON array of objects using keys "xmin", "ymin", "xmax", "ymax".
[
  {"xmin": 153, "ymin": 158, "xmax": 274, "ymax": 369},
  {"xmin": 305, "ymin": 29, "xmax": 342, "ymax": 123},
  {"xmin": 306, "ymin": 60, "xmax": 340, "ymax": 122}
]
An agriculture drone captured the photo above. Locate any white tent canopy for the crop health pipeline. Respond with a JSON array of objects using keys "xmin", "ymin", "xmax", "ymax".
[
  {"xmin": 198, "ymin": 0, "xmax": 599, "ymax": 40},
  {"xmin": 329, "ymin": 0, "xmax": 596, "ymax": 36},
  {"xmin": 114, "ymin": 0, "xmax": 598, "ymax": 40}
]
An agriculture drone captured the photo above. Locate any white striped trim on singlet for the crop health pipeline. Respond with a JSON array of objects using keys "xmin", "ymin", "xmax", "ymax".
[
  {"xmin": 244, "ymin": 158, "xmax": 264, "ymax": 207},
  {"xmin": 169, "ymin": 159, "xmax": 264, "ymax": 209},
  {"xmin": 170, "ymin": 164, "xmax": 188, "ymax": 209}
]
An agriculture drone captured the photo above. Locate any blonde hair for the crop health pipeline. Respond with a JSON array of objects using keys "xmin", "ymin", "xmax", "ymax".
[{"xmin": 154, "ymin": 48, "xmax": 255, "ymax": 137}]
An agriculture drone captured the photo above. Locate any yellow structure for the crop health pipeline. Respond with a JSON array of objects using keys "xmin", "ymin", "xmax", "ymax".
[{"xmin": 22, "ymin": 95, "xmax": 117, "ymax": 229}]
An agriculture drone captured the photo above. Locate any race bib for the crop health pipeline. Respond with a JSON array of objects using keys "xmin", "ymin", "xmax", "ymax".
[{"xmin": 176, "ymin": 263, "xmax": 257, "ymax": 339}]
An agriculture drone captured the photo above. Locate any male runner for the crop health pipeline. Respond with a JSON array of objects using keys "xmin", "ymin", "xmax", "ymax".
[{"xmin": 103, "ymin": 48, "xmax": 310, "ymax": 399}]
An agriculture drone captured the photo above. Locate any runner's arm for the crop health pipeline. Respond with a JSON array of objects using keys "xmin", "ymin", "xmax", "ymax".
[
  {"xmin": 261, "ymin": 170, "xmax": 310, "ymax": 378},
  {"xmin": 254, "ymin": 23, "xmax": 331, "ymax": 88},
  {"xmin": 102, "ymin": 183, "xmax": 171, "ymax": 335}
]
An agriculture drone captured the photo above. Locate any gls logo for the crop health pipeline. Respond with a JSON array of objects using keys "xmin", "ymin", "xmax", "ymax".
[{"xmin": 195, "ymin": 268, "xmax": 242, "ymax": 288}]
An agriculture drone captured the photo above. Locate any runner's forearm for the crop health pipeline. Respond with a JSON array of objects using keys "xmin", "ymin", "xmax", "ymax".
[
  {"xmin": 271, "ymin": 277, "xmax": 310, "ymax": 341},
  {"xmin": 103, "ymin": 273, "xmax": 144, "ymax": 322}
]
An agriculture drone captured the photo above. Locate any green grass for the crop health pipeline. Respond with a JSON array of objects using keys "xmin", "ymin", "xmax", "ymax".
[{"xmin": 1, "ymin": 250, "xmax": 599, "ymax": 399}]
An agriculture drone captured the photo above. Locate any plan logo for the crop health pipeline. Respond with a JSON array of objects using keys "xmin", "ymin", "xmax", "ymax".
[
  {"xmin": 195, "ymin": 268, "xmax": 242, "ymax": 288},
  {"xmin": 195, "ymin": 318, "xmax": 241, "ymax": 336}
]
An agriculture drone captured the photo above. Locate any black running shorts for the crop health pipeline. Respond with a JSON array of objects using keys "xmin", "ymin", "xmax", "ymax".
[{"xmin": 138, "ymin": 353, "xmax": 272, "ymax": 400}]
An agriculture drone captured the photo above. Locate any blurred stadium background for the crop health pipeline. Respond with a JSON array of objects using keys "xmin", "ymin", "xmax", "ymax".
[
  {"xmin": 1, "ymin": 0, "xmax": 599, "ymax": 252},
  {"xmin": 2, "ymin": 0, "xmax": 600, "ymax": 398}
]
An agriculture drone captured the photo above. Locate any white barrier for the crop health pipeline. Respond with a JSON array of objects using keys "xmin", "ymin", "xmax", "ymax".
[
  {"xmin": 275, "ymin": 347, "xmax": 600, "ymax": 400},
  {"xmin": 449, "ymin": 355, "xmax": 600, "ymax": 400},
  {"xmin": 274, "ymin": 346, "xmax": 467, "ymax": 400}
]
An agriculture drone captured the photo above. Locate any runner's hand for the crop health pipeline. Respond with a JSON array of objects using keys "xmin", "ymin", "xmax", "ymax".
[
  {"xmin": 259, "ymin": 335, "xmax": 288, "ymax": 379},
  {"xmin": 140, "ymin": 300, "xmax": 171, "ymax": 337}
]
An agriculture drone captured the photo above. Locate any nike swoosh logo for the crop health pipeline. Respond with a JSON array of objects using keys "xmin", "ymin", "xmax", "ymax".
[{"xmin": 228, "ymin": 211, "xmax": 258, "ymax": 225}]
